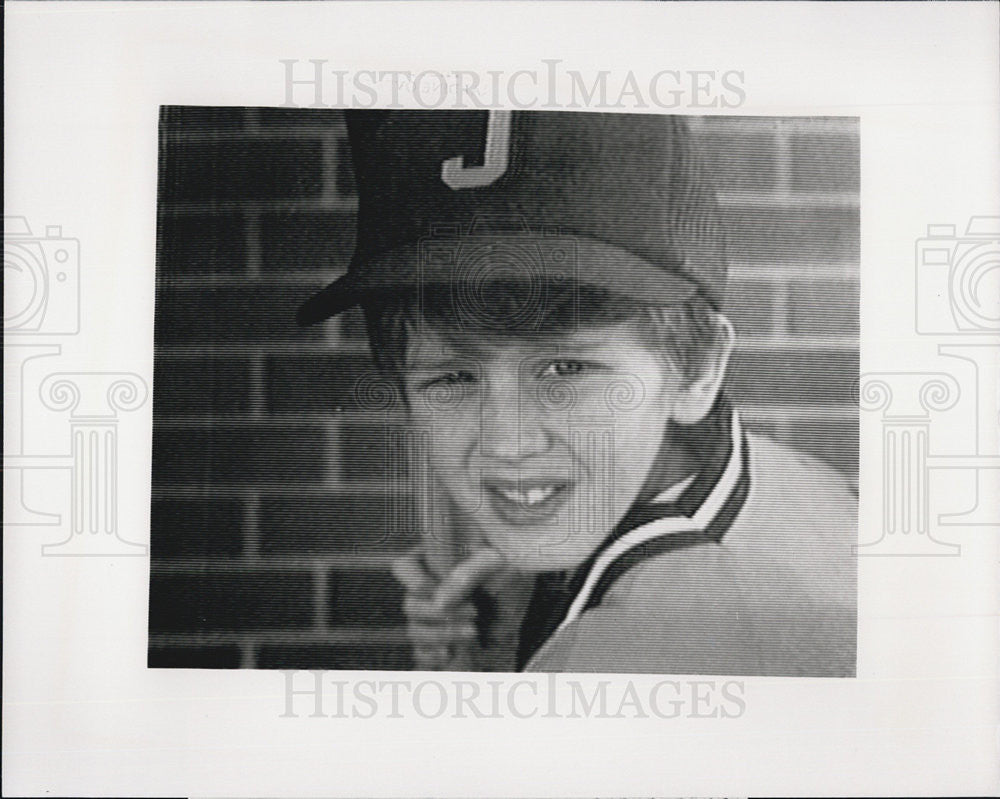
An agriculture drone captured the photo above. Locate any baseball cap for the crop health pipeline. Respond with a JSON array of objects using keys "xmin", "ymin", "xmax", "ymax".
[{"xmin": 296, "ymin": 110, "xmax": 728, "ymax": 326}]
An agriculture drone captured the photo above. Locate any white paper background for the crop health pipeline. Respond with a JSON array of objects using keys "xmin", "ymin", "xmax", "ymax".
[{"xmin": 4, "ymin": 1, "xmax": 999, "ymax": 796}]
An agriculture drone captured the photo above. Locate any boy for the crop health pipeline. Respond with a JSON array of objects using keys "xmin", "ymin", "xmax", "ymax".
[{"xmin": 297, "ymin": 110, "xmax": 857, "ymax": 676}]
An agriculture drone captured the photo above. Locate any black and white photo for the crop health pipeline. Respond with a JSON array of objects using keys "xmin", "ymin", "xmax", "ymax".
[
  {"xmin": 150, "ymin": 108, "xmax": 859, "ymax": 676},
  {"xmin": 6, "ymin": 3, "xmax": 997, "ymax": 795}
]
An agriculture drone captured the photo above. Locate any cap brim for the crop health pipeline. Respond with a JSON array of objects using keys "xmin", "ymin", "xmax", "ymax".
[{"xmin": 296, "ymin": 236, "xmax": 698, "ymax": 326}]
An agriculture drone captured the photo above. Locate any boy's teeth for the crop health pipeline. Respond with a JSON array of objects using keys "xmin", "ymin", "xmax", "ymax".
[{"xmin": 497, "ymin": 485, "xmax": 557, "ymax": 506}]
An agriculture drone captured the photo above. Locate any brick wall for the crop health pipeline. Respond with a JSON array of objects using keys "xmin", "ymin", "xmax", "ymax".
[{"xmin": 149, "ymin": 107, "xmax": 859, "ymax": 669}]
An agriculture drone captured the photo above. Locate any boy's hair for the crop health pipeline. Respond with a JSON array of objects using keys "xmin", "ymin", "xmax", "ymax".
[{"xmin": 362, "ymin": 279, "xmax": 729, "ymax": 393}]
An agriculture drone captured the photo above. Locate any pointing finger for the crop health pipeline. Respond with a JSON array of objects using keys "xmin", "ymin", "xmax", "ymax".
[
  {"xmin": 391, "ymin": 548, "xmax": 436, "ymax": 596},
  {"xmin": 433, "ymin": 546, "xmax": 507, "ymax": 613}
]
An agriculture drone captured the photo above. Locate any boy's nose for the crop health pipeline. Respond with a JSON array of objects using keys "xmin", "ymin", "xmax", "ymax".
[{"xmin": 480, "ymin": 389, "xmax": 551, "ymax": 460}]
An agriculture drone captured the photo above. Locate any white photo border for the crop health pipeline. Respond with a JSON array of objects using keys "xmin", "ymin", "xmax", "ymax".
[{"xmin": 4, "ymin": 2, "xmax": 999, "ymax": 796}]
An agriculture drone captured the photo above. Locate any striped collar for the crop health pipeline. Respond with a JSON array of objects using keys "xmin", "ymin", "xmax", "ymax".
[
  {"xmin": 649, "ymin": 474, "xmax": 698, "ymax": 504},
  {"xmin": 515, "ymin": 407, "xmax": 752, "ymax": 669},
  {"xmin": 557, "ymin": 410, "xmax": 749, "ymax": 630}
]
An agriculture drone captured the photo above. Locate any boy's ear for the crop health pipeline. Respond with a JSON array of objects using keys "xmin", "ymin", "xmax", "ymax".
[{"xmin": 672, "ymin": 314, "xmax": 736, "ymax": 425}]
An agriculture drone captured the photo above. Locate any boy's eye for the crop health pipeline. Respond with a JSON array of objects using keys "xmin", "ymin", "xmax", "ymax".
[
  {"xmin": 420, "ymin": 370, "xmax": 476, "ymax": 390},
  {"xmin": 540, "ymin": 360, "xmax": 588, "ymax": 378}
]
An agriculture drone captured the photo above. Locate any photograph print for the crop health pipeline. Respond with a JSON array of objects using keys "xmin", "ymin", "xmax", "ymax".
[{"xmin": 150, "ymin": 107, "xmax": 859, "ymax": 676}]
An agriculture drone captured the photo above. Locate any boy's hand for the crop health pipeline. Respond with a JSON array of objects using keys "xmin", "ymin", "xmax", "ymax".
[{"xmin": 391, "ymin": 545, "xmax": 509, "ymax": 670}]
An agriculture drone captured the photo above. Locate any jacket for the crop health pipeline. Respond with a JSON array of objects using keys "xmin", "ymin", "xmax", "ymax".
[{"xmin": 520, "ymin": 417, "xmax": 857, "ymax": 676}]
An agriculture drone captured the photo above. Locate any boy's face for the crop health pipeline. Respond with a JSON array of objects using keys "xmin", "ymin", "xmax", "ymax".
[{"xmin": 402, "ymin": 319, "xmax": 691, "ymax": 573}]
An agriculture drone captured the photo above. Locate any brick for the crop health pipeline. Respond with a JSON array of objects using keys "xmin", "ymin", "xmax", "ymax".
[
  {"xmin": 154, "ymin": 284, "xmax": 325, "ymax": 344},
  {"xmin": 149, "ymin": 571, "xmax": 312, "ymax": 631},
  {"xmin": 260, "ymin": 493, "xmax": 418, "ymax": 555},
  {"xmin": 721, "ymin": 206, "xmax": 859, "ymax": 266},
  {"xmin": 723, "ymin": 279, "xmax": 779, "ymax": 338},
  {"xmin": 150, "ymin": 497, "xmax": 244, "ymax": 558},
  {"xmin": 260, "ymin": 211, "xmax": 356, "ymax": 273},
  {"xmin": 328, "ymin": 570, "xmax": 405, "ymax": 626},
  {"xmin": 148, "ymin": 645, "xmax": 242, "ymax": 669},
  {"xmin": 698, "ymin": 131, "xmax": 778, "ymax": 193},
  {"xmin": 728, "ymin": 348, "xmax": 858, "ymax": 406},
  {"xmin": 790, "ymin": 133, "xmax": 860, "ymax": 193},
  {"xmin": 265, "ymin": 353, "xmax": 394, "ymax": 414},
  {"xmin": 153, "ymin": 357, "xmax": 250, "ymax": 415},
  {"xmin": 257, "ymin": 107, "xmax": 346, "ymax": 130},
  {"xmin": 151, "ymin": 423, "xmax": 329, "ymax": 484},
  {"xmin": 161, "ymin": 106, "xmax": 245, "ymax": 132},
  {"xmin": 159, "ymin": 139, "xmax": 323, "ymax": 202},
  {"xmin": 336, "ymin": 137, "xmax": 357, "ymax": 196},
  {"xmin": 788, "ymin": 279, "xmax": 859, "ymax": 336},
  {"xmin": 337, "ymin": 422, "xmax": 397, "ymax": 483},
  {"xmin": 257, "ymin": 643, "xmax": 412, "ymax": 670},
  {"xmin": 157, "ymin": 212, "xmax": 246, "ymax": 274}
]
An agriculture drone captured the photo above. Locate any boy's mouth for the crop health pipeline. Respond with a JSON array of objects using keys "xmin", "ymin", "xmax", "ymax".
[
  {"xmin": 495, "ymin": 484, "xmax": 559, "ymax": 506},
  {"xmin": 483, "ymin": 477, "xmax": 571, "ymax": 523}
]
